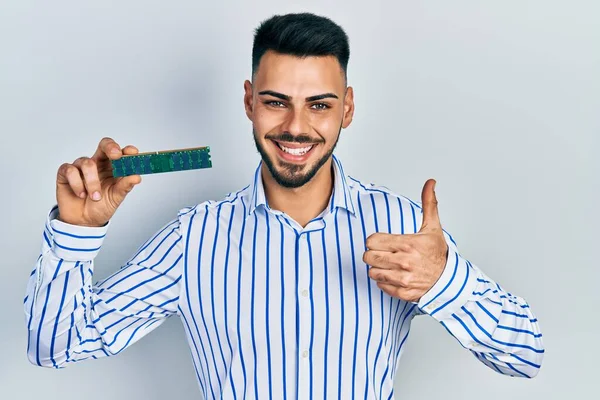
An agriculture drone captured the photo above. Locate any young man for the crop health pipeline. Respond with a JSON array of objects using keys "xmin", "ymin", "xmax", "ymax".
[{"xmin": 24, "ymin": 12, "xmax": 544, "ymax": 399}]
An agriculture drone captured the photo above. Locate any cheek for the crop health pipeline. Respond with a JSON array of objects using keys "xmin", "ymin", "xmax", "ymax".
[
  {"xmin": 310, "ymin": 114, "xmax": 340, "ymax": 141},
  {"xmin": 254, "ymin": 109, "xmax": 286, "ymax": 134}
]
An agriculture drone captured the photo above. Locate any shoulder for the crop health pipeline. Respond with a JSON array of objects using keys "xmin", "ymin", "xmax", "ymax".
[
  {"xmin": 176, "ymin": 184, "xmax": 252, "ymax": 221},
  {"xmin": 346, "ymin": 175, "xmax": 423, "ymax": 214}
]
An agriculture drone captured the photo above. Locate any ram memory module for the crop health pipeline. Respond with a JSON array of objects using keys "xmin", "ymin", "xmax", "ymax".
[{"xmin": 111, "ymin": 146, "xmax": 212, "ymax": 177}]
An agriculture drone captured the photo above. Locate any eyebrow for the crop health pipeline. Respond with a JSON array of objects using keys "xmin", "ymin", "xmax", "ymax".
[{"xmin": 258, "ymin": 90, "xmax": 339, "ymax": 102}]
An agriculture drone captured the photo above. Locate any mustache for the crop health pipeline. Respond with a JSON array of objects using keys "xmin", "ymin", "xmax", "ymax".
[{"xmin": 265, "ymin": 132, "xmax": 324, "ymax": 144}]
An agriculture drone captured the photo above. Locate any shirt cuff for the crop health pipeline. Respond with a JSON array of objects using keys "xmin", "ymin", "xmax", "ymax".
[
  {"xmin": 417, "ymin": 245, "xmax": 479, "ymax": 321},
  {"xmin": 46, "ymin": 205, "xmax": 109, "ymax": 261}
]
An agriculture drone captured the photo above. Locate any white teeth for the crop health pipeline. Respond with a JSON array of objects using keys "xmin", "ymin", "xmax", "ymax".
[{"xmin": 279, "ymin": 144, "xmax": 313, "ymax": 156}]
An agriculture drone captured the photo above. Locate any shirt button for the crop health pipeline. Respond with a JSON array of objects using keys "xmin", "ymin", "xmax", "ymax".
[
  {"xmin": 302, "ymin": 350, "xmax": 309, "ymax": 358},
  {"xmin": 302, "ymin": 289, "xmax": 309, "ymax": 298}
]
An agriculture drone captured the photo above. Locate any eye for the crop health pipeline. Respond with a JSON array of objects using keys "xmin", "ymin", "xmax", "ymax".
[
  {"xmin": 265, "ymin": 100, "xmax": 286, "ymax": 108},
  {"xmin": 311, "ymin": 103, "xmax": 330, "ymax": 110}
]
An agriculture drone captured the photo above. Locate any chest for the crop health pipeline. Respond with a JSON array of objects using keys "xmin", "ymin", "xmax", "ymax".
[{"xmin": 178, "ymin": 206, "xmax": 417, "ymax": 352}]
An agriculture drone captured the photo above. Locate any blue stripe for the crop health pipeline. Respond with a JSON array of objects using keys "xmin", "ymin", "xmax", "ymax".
[
  {"xmin": 52, "ymin": 228, "xmax": 106, "ymax": 239},
  {"xmin": 380, "ymin": 293, "xmax": 405, "ymax": 398},
  {"xmin": 52, "ymin": 241, "xmax": 100, "ymax": 252},
  {"xmin": 392, "ymin": 304, "xmax": 416, "ymax": 377},
  {"xmin": 489, "ymin": 353, "xmax": 530, "ymax": 378},
  {"xmin": 35, "ymin": 260, "xmax": 63, "ymax": 366},
  {"xmin": 321, "ymin": 228, "xmax": 330, "ymax": 399},
  {"xmin": 236, "ymin": 199, "xmax": 249, "ymax": 398},
  {"xmin": 278, "ymin": 215, "xmax": 287, "ymax": 399},
  {"xmin": 43, "ymin": 231, "xmax": 52, "ymax": 248},
  {"xmin": 178, "ymin": 306, "xmax": 211, "ymax": 397},
  {"xmin": 502, "ymin": 310, "xmax": 537, "ymax": 321},
  {"xmin": 251, "ymin": 212, "xmax": 259, "ymax": 400},
  {"xmin": 358, "ymin": 193, "xmax": 375, "ymax": 400},
  {"xmin": 210, "ymin": 205, "xmax": 228, "ymax": 379},
  {"xmin": 294, "ymin": 230, "xmax": 300, "ymax": 400},
  {"xmin": 346, "ymin": 200, "xmax": 359, "ymax": 398},
  {"xmin": 475, "ymin": 301, "xmax": 499, "ymax": 323},
  {"xmin": 223, "ymin": 204, "xmax": 238, "ymax": 399},
  {"xmin": 183, "ymin": 210, "xmax": 217, "ymax": 400},
  {"xmin": 421, "ymin": 252, "xmax": 459, "ymax": 310},
  {"xmin": 264, "ymin": 211, "xmax": 273, "ymax": 400},
  {"xmin": 461, "ymin": 306, "xmax": 544, "ymax": 354},
  {"xmin": 307, "ymin": 233, "xmax": 316, "ymax": 397},
  {"xmin": 372, "ymin": 193, "xmax": 391, "ymax": 399},
  {"xmin": 49, "ymin": 269, "xmax": 71, "ymax": 367},
  {"xmin": 334, "ymin": 208, "xmax": 345, "ymax": 399},
  {"xmin": 497, "ymin": 325, "xmax": 542, "ymax": 338},
  {"xmin": 430, "ymin": 256, "xmax": 470, "ymax": 316},
  {"xmin": 105, "ymin": 253, "xmax": 182, "ymax": 306}
]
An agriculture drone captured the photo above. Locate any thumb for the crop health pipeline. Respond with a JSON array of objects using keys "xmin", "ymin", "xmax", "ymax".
[
  {"xmin": 112, "ymin": 175, "xmax": 142, "ymax": 200},
  {"xmin": 419, "ymin": 179, "xmax": 442, "ymax": 232}
]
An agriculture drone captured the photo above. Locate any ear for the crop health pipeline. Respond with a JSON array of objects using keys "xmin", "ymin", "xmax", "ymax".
[
  {"xmin": 342, "ymin": 86, "xmax": 355, "ymax": 129},
  {"xmin": 243, "ymin": 80, "xmax": 254, "ymax": 121}
]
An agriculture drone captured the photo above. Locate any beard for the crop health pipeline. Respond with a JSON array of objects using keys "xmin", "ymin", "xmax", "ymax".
[{"xmin": 253, "ymin": 126, "xmax": 341, "ymax": 188}]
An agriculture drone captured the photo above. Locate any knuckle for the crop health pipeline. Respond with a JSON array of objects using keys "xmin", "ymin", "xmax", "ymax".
[
  {"xmin": 398, "ymin": 275, "xmax": 411, "ymax": 287},
  {"xmin": 374, "ymin": 253, "xmax": 388, "ymax": 265},
  {"xmin": 66, "ymin": 166, "xmax": 81, "ymax": 179},
  {"xmin": 81, "ymin": 158, "xmax": 96, "ymax": 170},
  {"xmin": 368, "ymin": 268, "xmax": 376, "ymax": 279},
  {"xmin": 400, "ymin": 242, "xmax": 413, "ymax": 252},
  {"xmin": 365, "ymin": 235, "xmax": 376, "ymax": 249},
  {"xmin": 372, "ymin": 270, "xmax": 386, "ymax": 282},
  {"xmin": 57, "ymin": 163, "xmax": 71, "ymax": 175}
]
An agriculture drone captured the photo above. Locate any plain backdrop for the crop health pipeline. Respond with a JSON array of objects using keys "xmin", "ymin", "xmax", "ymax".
[{"xmin": 1, "ymin": 1, "xmax": 598, "ymax": 399}]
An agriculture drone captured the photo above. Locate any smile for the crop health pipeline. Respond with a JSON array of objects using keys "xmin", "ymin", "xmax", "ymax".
[
  {"xmin": 271, "ymin": 139, "xmax": 318, "ymax": 162},
  {"xmin": 277, "ymin": 143, "xmax": 313, "ymax": 156}
]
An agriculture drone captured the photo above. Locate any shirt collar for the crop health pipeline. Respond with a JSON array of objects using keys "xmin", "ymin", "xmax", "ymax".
[{"xmin": 247, "ymin": 154, "xmax": 356, "ymax": 217}]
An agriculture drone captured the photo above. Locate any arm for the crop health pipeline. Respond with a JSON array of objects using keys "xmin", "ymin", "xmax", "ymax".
[
  {"xmin": 364, "ymin": 180, "xmax": 544, "ymax": 378},
  {"xmin": 24, "ymin": 205, "xmax": 184, "ymax": 368},
  {"xmin": 416, "ymin": 231, "xmax": 544, "ymax": 378}
]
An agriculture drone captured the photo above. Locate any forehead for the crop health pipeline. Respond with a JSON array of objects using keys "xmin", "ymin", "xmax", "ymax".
[{"xmin": 254, "ymin": 51, "xmax": 345, "ymax": 93}]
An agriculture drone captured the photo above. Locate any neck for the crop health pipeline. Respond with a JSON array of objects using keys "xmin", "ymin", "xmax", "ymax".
[{"xmin": 262, "ymin": 158, "xmax": 334, "ymax": 227}]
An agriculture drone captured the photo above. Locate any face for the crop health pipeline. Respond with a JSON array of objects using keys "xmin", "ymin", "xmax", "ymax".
[{"xmin": 244, "ymin": 50, "xmax": 354, "ymax": 188}]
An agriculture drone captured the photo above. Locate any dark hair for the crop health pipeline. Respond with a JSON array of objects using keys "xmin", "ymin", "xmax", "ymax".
[{"xmin": 251, "ymin": 12, "xmax": 350, "ymax": 81}]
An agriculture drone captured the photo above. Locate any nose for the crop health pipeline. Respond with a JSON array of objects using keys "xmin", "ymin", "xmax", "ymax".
[{"xmin": 280, "ymin": 107, "xmax": 310, "ymax": 137}]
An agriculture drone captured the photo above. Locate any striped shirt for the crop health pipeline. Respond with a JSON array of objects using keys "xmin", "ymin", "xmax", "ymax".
[{"xmin": 24, "ymin": 154, "xmax": 544, "ymax": 399}]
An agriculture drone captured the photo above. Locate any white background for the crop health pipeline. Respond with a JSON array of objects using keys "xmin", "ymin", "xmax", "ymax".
[{"xmin": 1, "ymin": 1, "xmax": 597, "ymax": 399}]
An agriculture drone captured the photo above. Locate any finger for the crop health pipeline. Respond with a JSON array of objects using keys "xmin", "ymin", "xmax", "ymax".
[
  {"xmin": 113, "ymin": 174, "xmax": 142, "ymax": 198},
  {"xmin": 420, "ymin": 178, "xmax": 442, "ymax": 232},
  {"xmin": 122, "ymin": 145, "xmax": 139, "ymax": 156},
  {"xmin": 57, "ymin": 163, "xmax": 87, "ymax": 199},
  {"xmin": 376, "ymin": 282, "xmax": 420, "ymax": 302},
  {"xmin": 366, "ymin": 232, "xmax": 413, "ymax": 252},
  {"xmin": 376, "ymin": 282, "xmax": 403, "ymax": 298},
  {"xmin": 363, "ymin": 250, "xmax": 398, "ymax": 270},
  {"xmin": 73, "ymin": 157, "xmax": 102, "ymax": 201},
  {"xmin": 368, "ymin": 267, "xmax": 407, "ymax": 287},
  {"xmin": 92, "ymin": 137, "xmax": 122, "ymax": 162}
]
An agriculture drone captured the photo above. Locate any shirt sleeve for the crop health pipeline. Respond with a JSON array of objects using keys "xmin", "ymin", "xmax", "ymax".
[
  {"xmin": 415, "ymin": 229, "xmax": 545, "ymax": 378},
  {"xmin": 23, "ymin": 205, "xmax": 184, "ymax": 368}
]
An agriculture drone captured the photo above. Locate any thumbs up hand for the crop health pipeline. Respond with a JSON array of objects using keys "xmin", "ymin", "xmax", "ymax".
[{"xmin": 363, "ymin": 179, "xmax": 449, "ymax": 302}]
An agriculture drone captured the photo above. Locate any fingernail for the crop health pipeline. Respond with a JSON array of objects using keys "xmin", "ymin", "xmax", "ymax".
[
  {"xmin": 92, "ymin": 191, "xmax": 101, "ymax": 201},
  {"xmin": 79, "ymin": 191, "xmax": 86, "ymax": 199},
  {"xmin": 111, "ymin": 147, "xmax": 120, "ymax": 154}
]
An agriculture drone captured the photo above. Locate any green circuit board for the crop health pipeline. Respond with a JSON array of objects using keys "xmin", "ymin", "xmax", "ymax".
[{"xmin": 111, "ymin": 146, "xmax": 212, "ymax": 177}]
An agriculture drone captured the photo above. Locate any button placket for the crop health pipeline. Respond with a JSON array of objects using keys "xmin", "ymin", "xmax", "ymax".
[{"xmin": 296, "ymin": 233, "xmax": 312, "ymax": 395}]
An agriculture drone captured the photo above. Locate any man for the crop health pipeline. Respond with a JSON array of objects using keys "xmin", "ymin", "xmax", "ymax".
[{"xmin": 24, "ymin": 12, "xmax": 544, "ymax": 399}]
